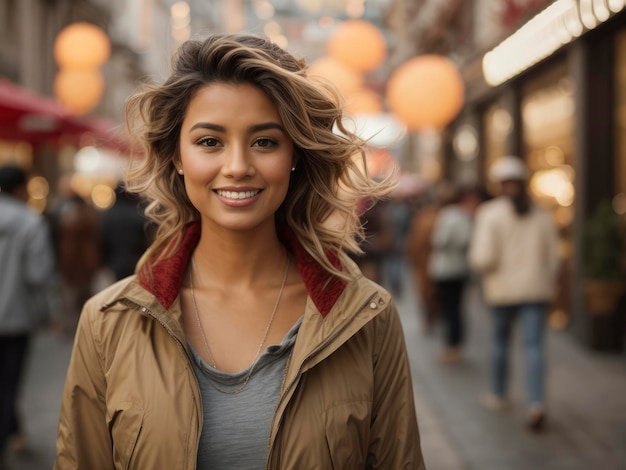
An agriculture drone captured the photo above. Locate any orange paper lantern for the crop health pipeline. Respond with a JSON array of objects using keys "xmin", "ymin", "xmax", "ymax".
[
  {"xmin": 308, "ymin": 56, "xmax": 363, "ymax": 99},
  {"xmin": 344, "ymin": 88, "xmax": 383, "ymax": 115},
  {"xmin": 386, "ymin": 55, "xmax": 465, "ymax": 130},
  {"xmin": 54, "ymin": 69, "xmax": 105, "ymax": 115},
  {"xmin": 327, "ymin": 20, "xmax": 386, "ymax": 72},
  {"xmin": 54, "ymin": 22, "xmax": 111, "ymax": 69}
]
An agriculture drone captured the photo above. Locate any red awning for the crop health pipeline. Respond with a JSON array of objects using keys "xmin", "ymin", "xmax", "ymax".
[{"xmin": 0, "ymin": 77, "xmax": 127, "ymax": 152}]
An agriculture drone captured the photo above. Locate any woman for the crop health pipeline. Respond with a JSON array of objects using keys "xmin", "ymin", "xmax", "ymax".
[
  {"xmin": 55, "ymin": 34, "xmax": 423, "ymax": 469},
  {"xmin": 428, "ymin": 187, "xmax": 483, "ymax": 363}
]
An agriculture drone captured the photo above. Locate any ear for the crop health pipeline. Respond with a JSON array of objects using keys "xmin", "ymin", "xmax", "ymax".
[{"xmin": 173, "ymin": 159, "xmax": 183, "ymax": 175}]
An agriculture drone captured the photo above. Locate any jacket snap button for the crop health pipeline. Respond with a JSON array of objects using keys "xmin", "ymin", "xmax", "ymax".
[{"xmin": 369, "ymin": 302, "xmax": 378, "ymax": 309}]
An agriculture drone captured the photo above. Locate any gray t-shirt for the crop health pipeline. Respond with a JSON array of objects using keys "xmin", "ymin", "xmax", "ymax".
[{"xmin": 189, "ymin": 317, "xmax": 302, "ymax": 469}]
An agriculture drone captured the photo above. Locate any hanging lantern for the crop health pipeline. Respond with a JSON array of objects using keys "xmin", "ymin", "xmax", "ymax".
[
  {"xmin": 54, "ymin": 22, "xmax": 111, "ymax": 69},
  {"xmin": 344, "ymin": 88, "xmax": 383, "ymax": 115},
  {"xmin": 54, "ymin": 69, "xmax": 105, "ymax": 115},
  {"xmin": 386, "ymin": 55, "xmax": 465, "ymax": 130},
  {"xmin": 308, "ymin": 56, "xmax": 363, "ymax": 99},
  {"xmin": 326, "ymin": 20, "xmax": 387, "ymax": 73}
]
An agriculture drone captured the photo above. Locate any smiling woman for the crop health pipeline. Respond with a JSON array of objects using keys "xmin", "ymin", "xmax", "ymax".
[{"xmin": 54, "ymin": 34, "xmax": 425, "ymax": 470}]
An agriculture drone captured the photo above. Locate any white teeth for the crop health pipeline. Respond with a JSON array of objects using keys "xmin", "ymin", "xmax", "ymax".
[{"xmin": 216, "ymin": 190, "xmax": 260, "ymax": 200}]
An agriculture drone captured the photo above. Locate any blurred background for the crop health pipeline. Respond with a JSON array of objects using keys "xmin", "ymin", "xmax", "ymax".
[{"xmin": 1, "ymin": 0, "xmax": 626, "ymax": 469}]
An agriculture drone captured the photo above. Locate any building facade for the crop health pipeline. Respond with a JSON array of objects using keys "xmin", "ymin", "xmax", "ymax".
[{"xmin": 390, "ymin": 0, "xmax": 626, "ymax": 352}]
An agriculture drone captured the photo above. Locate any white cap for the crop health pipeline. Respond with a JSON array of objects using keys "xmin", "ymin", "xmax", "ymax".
[{"xmin": 489, "ymin": 156, "xmax": 528, "ymax": 182}]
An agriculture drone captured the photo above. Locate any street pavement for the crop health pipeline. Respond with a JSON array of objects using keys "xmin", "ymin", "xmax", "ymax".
[{"xmin": 3, "ymin": 263, "xmax": 626, "ymax": 469}]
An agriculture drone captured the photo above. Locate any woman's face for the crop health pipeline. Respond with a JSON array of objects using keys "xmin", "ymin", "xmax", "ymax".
[{"xmin": 178, "ymin": 82, "xmax": 295, "ymax": 234}]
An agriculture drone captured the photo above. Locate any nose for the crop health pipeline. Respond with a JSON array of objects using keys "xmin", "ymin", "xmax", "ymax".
[{"xmin": 221, "ymin": 144, "xmax": 253, "ymax": 178}]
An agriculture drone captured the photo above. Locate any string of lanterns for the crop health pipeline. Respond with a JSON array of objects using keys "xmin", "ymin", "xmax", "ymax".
[
  {"xmin": 53, "ymin": 22, "xmax": 111, "ymax": 115},
  {"xmin": 308, "ymin": 19, "xmax": 465, "ymax": 131}
]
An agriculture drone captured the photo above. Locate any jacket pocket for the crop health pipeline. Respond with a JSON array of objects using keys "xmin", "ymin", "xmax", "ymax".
[
  {"xmin": 324, "ymin": 401, "xmax": 371, "ymax": 470},
  {"xmin": 110, "ymin": 401, "xmax": 144, "ymax": 470}
]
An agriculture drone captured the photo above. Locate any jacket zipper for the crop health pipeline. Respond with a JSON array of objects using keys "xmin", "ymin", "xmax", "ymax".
[
  {"xmin": 265, "ymin": 291, "xmax": 379, "ymax": 468},
  {"xmin": 118, "ymin": 298, "xmax": 203, "ymax": 470}
]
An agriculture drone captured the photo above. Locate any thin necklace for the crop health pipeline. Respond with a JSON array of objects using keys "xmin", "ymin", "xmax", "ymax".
[{"xmin": 189, "ymin": 252, "xmax": 290, "ymax": 395}]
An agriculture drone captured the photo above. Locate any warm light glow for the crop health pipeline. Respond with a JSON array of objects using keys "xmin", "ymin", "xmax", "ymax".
[
  {"xmin": 386, "ymin": 55, "xmax": 465, "ymax": 130},
  {"xmin": 254, "ymin": 0, "xmax": 275, "ymax": 20},
  {"xmin": 172, "ymin": 26, "xmax": 191, "ymax": 43},
  {"xmin": 54, "ymin": 69, "xmax": 105, "ymax": 115},
  {"xmin": 171, "ymin": 1, "xmax": 190, "ymax": 18},
  {"xmin": 74, "ymin": 146, "xmax": 102, "ymax": 173},
  {"xmin": 308, "ymin": 56, "xmax": 363, "ymax": 99},
  {"xmin": 346, "ymin": 0, "xmax": 365, "ymax": 18},
  {"xmin": 613, "ymin": 193, "xmax": 626, "ymax": 214},
  {"xmin": 27, "ymin": 176, "xmax": 49, "ymax": 200},
  {"xmin": 483, "ymin": 0, "xmax": 626, "ymax": 86},
  {"xmin": 264, "ymin": 21, "xmax": 281, "ymax": 37},
  {"xmin": 523, "ymin": 95, "xmax": 574, "ymax": 128},
  {"xmin": 91, "ymin": 184, "xmax": 116, "ymax": 209},
  {"xmin": 54, "ymin": 23, "xmax": 111, "ymax": 69},
  {"xmin": 326, "ymin": 20, "xmax": 386, "ymax": 72},
  {"xmin": 344, "ymin": 88, "xmax": 383, "ymax": 115},
  {"xmin": 530, "ymin": 168, "xmax": 575, "ymax": 206},
  {"xmin": 453, "ymin": 125, "xmax": 479, "ymax": 162}
]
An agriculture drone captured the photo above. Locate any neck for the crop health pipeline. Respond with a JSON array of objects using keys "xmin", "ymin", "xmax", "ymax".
[{"xmin": 193, "ymin": 221, "xmax": 287, "ymax": 288}]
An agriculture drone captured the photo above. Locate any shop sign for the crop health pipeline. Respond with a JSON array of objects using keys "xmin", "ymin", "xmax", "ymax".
[{"xmin": 483, "ymin": 0, "xmax": 626, "ymax": 86}]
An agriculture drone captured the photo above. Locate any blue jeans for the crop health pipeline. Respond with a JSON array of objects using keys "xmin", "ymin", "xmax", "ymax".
[{"xmin": 491, "ymin": 303, "xmax": 547, "ymax": 406}]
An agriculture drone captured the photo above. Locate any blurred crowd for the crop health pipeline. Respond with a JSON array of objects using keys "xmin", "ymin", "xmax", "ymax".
[
  {"xmin": 353, "ymin": 155, "xmax": 560, "ymax": 433},
  {"xmin": 0, "ymin": 165, "xmax": 153, "ymax": 457},
  {"xmin": 0, "ymin": 154, "xmax": 561, "ymax": 459}
]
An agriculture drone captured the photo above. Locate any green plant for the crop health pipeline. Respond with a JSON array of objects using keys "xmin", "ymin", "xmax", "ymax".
[{"xmin": 583, "ymin": 199, "xmax": 624, "ymax": 280}]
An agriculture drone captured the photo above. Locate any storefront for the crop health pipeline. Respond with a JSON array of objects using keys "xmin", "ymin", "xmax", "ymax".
[
  {"xmin": 0, "ymin": 77, "xmax": 128, "ymax": 212},
  {"xmin": 450, "ymin": 0, "xmax": 626, "ymax": 351}
]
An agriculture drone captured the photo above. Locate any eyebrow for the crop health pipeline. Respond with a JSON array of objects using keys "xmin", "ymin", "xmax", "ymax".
[{"xmin": 188, "ymin": 122, "xmax": 286, "ymax": 134}]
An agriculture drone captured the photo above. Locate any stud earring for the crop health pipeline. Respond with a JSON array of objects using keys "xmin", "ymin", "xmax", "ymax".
[
  {"xmin": 177, "ymin": 168, "xmax": 184, "ymax": 175},
  {"xmin": 291, "ymin": 167, "xmax": 296, "ymax": 172}
]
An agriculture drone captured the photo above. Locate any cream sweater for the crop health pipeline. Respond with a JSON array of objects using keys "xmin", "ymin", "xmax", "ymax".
[{"xmin": 468, "ymin": 197, "xmax": 560, "ymax": 306}]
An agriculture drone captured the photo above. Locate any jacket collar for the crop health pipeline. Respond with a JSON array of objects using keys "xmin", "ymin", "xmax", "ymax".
[{"xmin": 138, "ymin": 222, "xmax": 347, "ymax": 318}]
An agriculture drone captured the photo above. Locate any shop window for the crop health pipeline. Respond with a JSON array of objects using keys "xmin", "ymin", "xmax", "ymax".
[
  {"xmin": 521, "ymin": 62, "xmax": 576, "ymax": 330},
  {"xmin": 483, "ymin": 102, "xmax": 512, "ymax": 195}
]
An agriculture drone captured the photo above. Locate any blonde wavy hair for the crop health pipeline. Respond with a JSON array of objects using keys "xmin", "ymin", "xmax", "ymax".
[{"xmin": 125, "ymin": 33, "xmax": 395, "ymax": 280}]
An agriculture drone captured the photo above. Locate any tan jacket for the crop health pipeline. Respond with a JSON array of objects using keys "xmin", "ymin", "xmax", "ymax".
[
  {"xmin": 55, "ymin": 223, "xmax": 424, "ymax": 469},
  {"xmin": 468, "ymin": 197, "xmax": 560, "ymax": 306}
]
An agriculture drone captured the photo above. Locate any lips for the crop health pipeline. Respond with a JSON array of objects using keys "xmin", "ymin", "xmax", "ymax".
[{"xmin": 214, "ymin": 189, "xmax": 261, "ymax": 200}]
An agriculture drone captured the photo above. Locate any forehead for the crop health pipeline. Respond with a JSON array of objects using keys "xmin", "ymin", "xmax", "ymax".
[{"xmin": 183, "ymin": 82, "xmax": 281, "ymax": 125}]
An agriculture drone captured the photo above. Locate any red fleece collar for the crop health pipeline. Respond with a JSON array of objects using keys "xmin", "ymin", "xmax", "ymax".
[{"xmin": 138, "ymin": 222, "xmax": 347, "ymax": 317}]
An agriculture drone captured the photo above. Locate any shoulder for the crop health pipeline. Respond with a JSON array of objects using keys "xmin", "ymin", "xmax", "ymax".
[
  {"xmin": 83, "ymin": 275, "xmax": 142, "ymax": 319},
  {"xmin": 476, "ymin": 198, "xmax": 509, "ymax": 220}
]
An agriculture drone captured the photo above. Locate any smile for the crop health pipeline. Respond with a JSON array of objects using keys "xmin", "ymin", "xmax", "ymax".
[{"xmin": 215, "ymin": 189, "xmax": 261, "ymax": 200}]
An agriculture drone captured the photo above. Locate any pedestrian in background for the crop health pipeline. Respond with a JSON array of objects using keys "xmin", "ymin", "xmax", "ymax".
[
  {"xmin": 55, "ymin": 33, "xmax": 424, "ymax": 469},
  {"xmin": 428, "ymin": 186, "xmax": 483, "ymax": 363},
  {"xmin": 405, "ymin": 183, "xmax": 455, "ymax": 334},
  {"xmin": 0, "ymin": 165, "xmax": 55, "ymax": 459},
  {"xmin": 49, "ymin": 176, "xmax": 102, "ymax": 336},
  {"xmin": 469, "ymin": 156, "xmax": 560, "ymax": 432},
  {"xmin": 100, "ymin": 181, "xmax": 153, "ymax": 283}
]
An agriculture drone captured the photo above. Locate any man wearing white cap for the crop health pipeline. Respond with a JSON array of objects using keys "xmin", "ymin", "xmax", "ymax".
[{"xmin": 469, "ymin": 156, "xmax": 560, "ymax": 432}]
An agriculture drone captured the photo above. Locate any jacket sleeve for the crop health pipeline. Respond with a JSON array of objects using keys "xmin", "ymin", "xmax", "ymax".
[
  {"xmin": 468, "ymin": 206, "xmax": 498, "ymax": 273},
  {"xmin": 55, "ymin": 300, "xmax": 114, "ymax": 469},
  {"xmin": 367, "ymin": 299, "xmax": 425, "ymax": 469}
]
